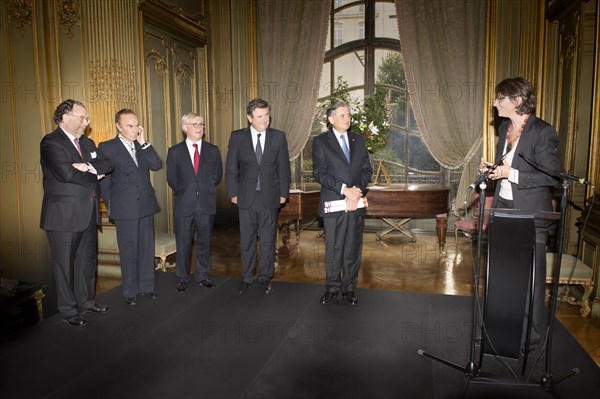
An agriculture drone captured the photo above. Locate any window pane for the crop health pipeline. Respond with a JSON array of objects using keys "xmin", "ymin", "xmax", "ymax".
[
  {"xmin": 333, "ymin": 52, "xmax": 364, "ymax": 88},
  {"xmin": 334, "ymin": 23, "xmax": 343, "ymax": 47},
  {"xmin": 375, "ymin": 1, "xmax": 399, "ymax": 40},
  {"xmin": 334, "ymin": 6, "xmax": 365, "ymax": 46},
  {"xmin": 387, "ymin": 128, "xmax": 405, "ymax": 164},
  {"xmin": 409, "ymin": 105, "xmax": 419, "ymax": 131},
  {"xmin": 348, "ymin": 87, "xmax": 364, "ymax": 103},
  {"xmin": 375, "ymin": 51, "xmax": 406, "ymax": 90},
  {"xmin": 325, "ymin": 19, "xmax": 331, "ymax": 52},
  {"xmin": 389, "ymin": 95, "xmax": 405, "ymax": 128},
  {"xmin": 408, "ymin": 134, "xmax": 439, "ymax": 172}
]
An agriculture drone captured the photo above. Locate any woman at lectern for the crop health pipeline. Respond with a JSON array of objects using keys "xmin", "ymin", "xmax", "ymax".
[{"xmin": 479, "ymin": 77, "xmax": 561, "ymax": 353}]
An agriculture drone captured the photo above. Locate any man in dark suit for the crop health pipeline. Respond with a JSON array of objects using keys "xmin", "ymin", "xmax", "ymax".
[
  {"xmin": 225, "ymin": 99, "xmax": 290, "ymax": 294},
  {"xmin": 40, "ymin": 99, "xmax": 114, "ymax": 327},
  {"xmin": 312, "ymin": 100, "xmax": 372, "ymax": 306},
  {"xmin": 167, "ymin": 112, "xmax": 223, "ymax": 293},
  {"xmin": 99, "ymin": 109, "xmax": 162, "ymax": 305}
]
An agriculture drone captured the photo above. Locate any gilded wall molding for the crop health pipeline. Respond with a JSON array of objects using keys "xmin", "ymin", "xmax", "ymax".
[
  {"xmin": 88, "ymin": 59, "xmax": 137, "ymax": 103},
  {"xmin": 58, "ymin": 0, "xmax": 81, "ymax": 39},
  {"xmin": 175, "ymin": 62, "xmax": 193, "ymax": 88},
  {"xmin": 560, "ymin": 13, "xmax": 580, "ymax": 67},
  {"xmin": 7, "ymin": 0, "xmax": 33, "ymax": 36},
  {"xmin": 139, "ymin": 0, "xmax": 207, "ymax": 47},
  {"xmin": 146, "ymin": 51, "xmax": 169, "ymax": 80}
]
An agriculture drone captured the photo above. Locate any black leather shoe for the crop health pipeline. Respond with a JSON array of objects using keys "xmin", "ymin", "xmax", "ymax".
[
  {"xmin": 85, "ymin": 304, "xmax": 109, "ymax": 313},
  {"xmin": 140, "ymin": 292, "xmax": 158, "ymax": 299},
  {"xmin": 197, "ymin": 279, "xmax": 216, "ymax": 288},
  {"xmin": 320, "ymin": 291, "xmax": 338, "ymax": 305},
  {"xmin": 342, "ymin": 291, "xmax": 358, "ymax": 306},
  {"xmin": 238, "ymin": 281, "xmax": 250, "ymax": 295},
  {"xmin": 125, "ymin": 297, "xmax": 137, "ymax": 306},
  {"xmin": 63, "ymin": 314, "xmax": 86, "ymax": 327},
  {"xmin": 176, "ymin": 282, "xmax": 188, "ymax": 293},
  {"xmin": 260, "ymin": 281, "xmax": 272, "ymax": 294}
]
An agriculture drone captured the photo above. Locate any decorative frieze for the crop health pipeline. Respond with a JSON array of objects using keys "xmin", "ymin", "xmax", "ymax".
[
  {"xmin": 88, "ymin": 59, "xmax": 137, "ymax": 103},
  {"xmin": 7, "ymin": 0, "xmax": 33, "ymax": 36},
  {"xmin": 146, "ymin": 51, "xmax": 168, "ymax": 81},
  {"xmin": 58, "ymin": 0, "xmax": 81, "ymax": 39}
]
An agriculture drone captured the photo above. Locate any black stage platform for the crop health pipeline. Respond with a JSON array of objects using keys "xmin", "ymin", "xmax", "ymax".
[{"xmin": 1, "ymin": 272, "xmax": 598, "ymax": 398}]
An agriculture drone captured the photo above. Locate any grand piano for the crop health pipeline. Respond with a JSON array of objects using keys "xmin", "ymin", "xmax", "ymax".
[{"xmin": 277, "ymin": 184, "xmax": 450, "ymax": 255}]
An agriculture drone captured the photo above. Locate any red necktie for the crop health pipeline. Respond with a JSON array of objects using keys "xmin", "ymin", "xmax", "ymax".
[
  {"xmin": 74, "ymin": 138, "xmax": 83, "ymax": 158},
  {"xmin": 193, "ymin": 143, "xmax": 200, "ymax": 175}
]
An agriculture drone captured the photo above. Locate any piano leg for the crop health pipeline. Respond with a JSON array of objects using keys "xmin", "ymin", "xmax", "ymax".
[
  {"xmin": 375, "ymin": 216, "xmax": 448, "ymax": 253},
  {"xmin": 435, "ymin": 213, "xmax": 448, "ymax": 253},
  {"xmin": 277, "ymin": 222, "xmax": 297, "ymax": 257},
  {"xmin": 376, "ymin": 218, "xmax": 414, "ymax": 241}
]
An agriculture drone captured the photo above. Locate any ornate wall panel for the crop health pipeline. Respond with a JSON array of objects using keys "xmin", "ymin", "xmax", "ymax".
[
  {"xmin": 143, "ymin": 29, "xmax": 172, "ymax": 232},
  {"xmin": 140, "ymin": 0, "xmax": 207, "ymax": 232},
  {"xmin": 172, "ymin": 41, "xmax": 197, "ymax": 139},
  {"xmin": 81, "ymin": 0, "xmax": 139, "ymax": 144},
  {"xmin": 207, "ymin": 0, "xmax": 257, "ymax": 209},
  {"xmin": 1, "ymin": 0, "xmax": 62, "ymax": 282},
  {"xmin": 547, "ymin": 1, "xmax": 596, "ymax": 254}
]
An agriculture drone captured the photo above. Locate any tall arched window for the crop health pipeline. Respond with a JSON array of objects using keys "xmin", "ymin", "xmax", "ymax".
[{"xmin": 303, "ymin": 0, "xmax": 457, "ymax": 188}]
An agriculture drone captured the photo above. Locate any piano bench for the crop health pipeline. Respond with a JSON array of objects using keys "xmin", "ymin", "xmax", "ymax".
[
  {"xmin": 155, "ymin": 233, "xmax": 177, "ymax": 272},
  {"xmin": 545, "ymin": 253, "xmax": 594, "ymax": 317}
]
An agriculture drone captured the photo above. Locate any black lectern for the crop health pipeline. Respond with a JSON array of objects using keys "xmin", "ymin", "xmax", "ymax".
[{"xmin": 480, "ymin": 209, "xmax": 559, "ymax": 366}]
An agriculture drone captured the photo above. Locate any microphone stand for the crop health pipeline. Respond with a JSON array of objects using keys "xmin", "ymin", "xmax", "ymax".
[
  {"xmin": 515, "ymin": 152, "xmax": 581, "ymax": 391},
  {"xmin": 418, "ymin": 176, "xmax": 490, "ymax": 396},
  {"xmin": 539, "ymin": 178, "xmax": 580, "ymax": 391}
]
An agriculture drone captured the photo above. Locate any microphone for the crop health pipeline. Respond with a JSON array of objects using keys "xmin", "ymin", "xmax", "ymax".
[
  {"xmin": 468, "ymin": 144, "xmax": 512, "ymax": 191},
  {"xmin": 518, "ymin": 152, "xmax": 593, "ymax": 185},
  {"xmin": 557, "ymin": 172, "xmax": 593, "ymax": 185}
]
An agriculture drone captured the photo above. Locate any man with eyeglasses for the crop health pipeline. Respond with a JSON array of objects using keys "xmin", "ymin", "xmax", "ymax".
[
  {"xmin": 99, "ymin": 109, "xmax": 162, "ymax": 306},
  {"xmin": 167, "ymin": 113, "xmax": 223, "ymax": 293},
  {"xmin": 40, "ymin": 99, "xmax": 114, "ymax": 327}
]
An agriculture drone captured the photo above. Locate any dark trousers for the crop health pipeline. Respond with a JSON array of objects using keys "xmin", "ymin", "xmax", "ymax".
[
  {"xmin": 114, "ymin": 215, "xmax": 156, "ymax": 298},
  {"xmin": 174, "ymin": 204, "xmax": 215, "ymax": 283},
  {"xmin": 497, "ymin": 196, "xmax": 548, "ymax": 349},
  {"xmin": 45, "ymin": 209, "xmax": 97, "ymax": 317},
  {"xmin": 323, "ymin": 212, "xmax": 364, "ymax": 293},
  {"xmin": 239, "ymin": 200, "xmax": 278, "ymax": 284}
]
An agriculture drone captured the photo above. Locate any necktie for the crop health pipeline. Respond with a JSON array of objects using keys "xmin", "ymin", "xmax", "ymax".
[
  {"xmin": 255, "ymin": 133, "xmax": 263, "ymax": 191},
  {"xmin": 74, "ymin": 138, "xmax": 83, "ymax": 158},
  {"xmin": 340, "ymin": 134, "xmax": 350, "ymax": 162},
  {"xmin": 119, "ymin": 137, "xmax": 138, "ymax": 166},
  {"xmin": 193, "ymin": 143, "xmax": 200, "ymax": 175},
  {"xmin": 129, "ymin": 143, "xmax": 138, "ymax": 167}
]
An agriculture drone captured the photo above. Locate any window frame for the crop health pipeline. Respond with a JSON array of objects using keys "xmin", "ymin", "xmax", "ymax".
[{"xmin": 303, "ymin": 0, "xmax": 449, "ymax": 187}]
